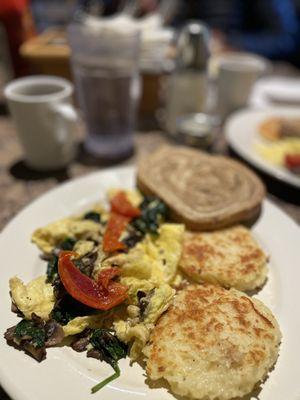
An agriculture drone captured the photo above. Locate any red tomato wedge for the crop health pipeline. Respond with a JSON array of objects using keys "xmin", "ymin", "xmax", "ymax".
[
  {"xmin": 110, "ymin": 191, "xmax": 141, "ymax": 218},
  {"xmin": 285, "ymin": 153, "xmax": 300, "ymax": 170},
  {"xmin": 97, "ymin": 267, "xmax": 120, "ymax": 289},
  {"xmin": 58, "ymin": 251, "xmax": 127, "ymax": 310},
  {"xmin": 97, "ymin": 267, "xmax": 128, "ymax": 307},
  {"xmin": 103, "ymin": 212, "xmax": 130, "ymax": 253}
]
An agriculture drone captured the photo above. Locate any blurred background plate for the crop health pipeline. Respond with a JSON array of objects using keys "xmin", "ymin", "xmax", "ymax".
[{"xmin": 225, "ymin": 107, "xmax": 300, "ymax": 188}]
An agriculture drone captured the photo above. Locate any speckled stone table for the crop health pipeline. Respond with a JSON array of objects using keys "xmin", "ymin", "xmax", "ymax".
[
  {"xmin": 0, "ymin": 115, "xmax": 299, "ymax": 400},
  {"xmin": 0, "ymin": 116, "xmax": 169, "ymax": 230}
]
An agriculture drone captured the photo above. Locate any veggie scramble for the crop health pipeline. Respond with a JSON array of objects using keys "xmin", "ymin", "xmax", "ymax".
[{"xmin": 5, "ymin": 189, "xmax": 185, "ymax": 393}]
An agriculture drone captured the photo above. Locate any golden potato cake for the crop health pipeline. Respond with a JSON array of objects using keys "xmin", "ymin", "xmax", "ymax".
[
  {"xmin": 259, "ymin": 117, "xmax": 282, "ymax": 141},
  {"xmin": 179, "ymin": 225, "xmax": 268, "ymax": 291},
  {"xmin": 144, "ymin": 284, "xmax": 281, "ymax": 400}
]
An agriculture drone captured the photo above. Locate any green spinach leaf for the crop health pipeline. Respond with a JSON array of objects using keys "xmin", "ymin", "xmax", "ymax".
[
  {"xmin": 91, "ymin": 365, "xmax": 120, "ymax": 394},
  {"xmin": 14, "ymin": 319, "xmax": 46, "ymax": 348},
  {"xmin": 131, "ymin": 197, "xmax": 168, "ymax": 236},
  {"xmin": 60, "ymin": 237, "xmax": 76, "ymax": 251},
  {"xmin": 46, "ymin": 255, "xmax": 58, "ymax": 283},
  {"xmin": 89, "ymin": 329, "xmax": 127, "ymax": 393},
  {"xmin": 83, "ymin": 211, "xmax": 101, "ymax": 223},
  {"xmin": 51, "ymin": 294, "xmax": 96, "ymax": 325}
]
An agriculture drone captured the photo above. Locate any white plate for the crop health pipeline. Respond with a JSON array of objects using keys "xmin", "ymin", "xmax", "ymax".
[
  {"xmin": 225, "ymin": 107, "xmax": 300, "ymax": 188},
  {"xmin": 1, "ymin": 166, "xmax": 300, "ymax": 400}
]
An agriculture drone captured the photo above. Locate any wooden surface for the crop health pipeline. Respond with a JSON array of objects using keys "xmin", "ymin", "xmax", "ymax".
[{"xmin": 0, "ymin": 114, "xmax": 299, "ymax": 400}]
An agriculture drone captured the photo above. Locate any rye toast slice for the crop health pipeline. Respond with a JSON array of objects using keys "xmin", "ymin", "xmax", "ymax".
[{"xmin": 137, "ymin": 146, "xmax": 265, "ymax": 230}]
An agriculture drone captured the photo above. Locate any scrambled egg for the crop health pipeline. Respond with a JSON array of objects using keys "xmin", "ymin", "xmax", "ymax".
[
  {"xmin": 31, "ymin": 193, "xmax": 141, "ymax": 255},
  {"xmin": 31, "ymin": 218, "xmax": 101, "ymax": 254},
  {"xmin": 108, "ymin": 188, "xmax": 143, "ymax": 207},
  {"xmin": 144, "ymin": 284, "xmax": 175, "ymax": 324},
  {"xmin": 114, "ymin": 284, "xmax": 175, "ymax": 359},
  {"xmin": 62, "ymin": 307, "xmax": 127, "ymax": 336},
  {"xmin": 107, "ymin": 223, "xmax": 184, "ymax": 359},
  {"xmin": 73, "ymin": 240, "xmax": 95, "ymax": 257},
  {"xmin": 104, "ymin": 223, "xmax": 185, "ymax": 287},
  {"xmin": 120, "ymin": 277, "xmax": 155, "ymax": 303},
  {"xmin": 256, "ymin": 138, "xmax": 300, "ymax": 166},
  {"xmin": 63, "ymin": 315, "xmax": 104, "ymax": 336},
  {"xmin": 9, "ymin": 276, "xmax": 55, "ymax": 320}
]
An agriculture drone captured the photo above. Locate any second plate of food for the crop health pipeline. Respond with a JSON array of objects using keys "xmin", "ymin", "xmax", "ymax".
[{"xmin": 225, "ymin": 107, "xmax": 300, "ymax": 188}]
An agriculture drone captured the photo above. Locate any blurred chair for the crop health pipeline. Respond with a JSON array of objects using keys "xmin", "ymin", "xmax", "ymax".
[
  {"xmin": 0, "ymin": 0, "xmax": 35, "ymax": 77},
  {"xmin": 172, "ymin": 0, "xmax": 300, "ymax": 62},
  {"xmin": 30, "ymin": 0, "xmax": 77, "ymax": 32},
  {"xmin": 0, "ymin": 22, "xmax": 12, "ymax": 108},
  {"xmin": 0, "ymin": 22, "xmax": 13, "ymax": 81}
]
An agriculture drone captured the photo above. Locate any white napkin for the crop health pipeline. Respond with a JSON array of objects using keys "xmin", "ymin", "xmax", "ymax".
[{"xmin": 250, "ymin": 76, "xmax": 300, "ymax": 108}]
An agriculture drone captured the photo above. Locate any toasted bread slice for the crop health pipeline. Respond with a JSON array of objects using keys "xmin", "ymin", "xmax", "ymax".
[{"xmin": 137, "ymin": 146, "xmax": 265, "ymax": 230}]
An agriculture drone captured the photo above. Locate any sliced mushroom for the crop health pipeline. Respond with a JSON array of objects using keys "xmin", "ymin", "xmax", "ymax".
[{"xmin": 45, "ymin": 320, "xmax": 64, "ymax": 347}]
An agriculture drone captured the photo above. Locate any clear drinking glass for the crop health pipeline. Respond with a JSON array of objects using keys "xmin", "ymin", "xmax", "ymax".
[{"xmin": 68, "ymin": 22, "xmax": 141, "ymax": 162}]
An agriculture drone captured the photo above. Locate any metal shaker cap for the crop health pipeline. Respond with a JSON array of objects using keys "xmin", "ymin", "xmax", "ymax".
[
  {"xmin": 176, "ymin": 113, "xmax": 220, "ymax": 149},
  {"xmin": 176, "ymin": 21, "xmax": 210, "ymax": 70}
]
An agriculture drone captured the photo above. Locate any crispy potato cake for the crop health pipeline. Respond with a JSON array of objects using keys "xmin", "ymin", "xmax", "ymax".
[
  {"xmin": 179, "ymin": 225, "xmax": 268, "ymax": 291},
  {"xmin": 144, "ymin": 284, "xmax": 281, "ymax": 400}
]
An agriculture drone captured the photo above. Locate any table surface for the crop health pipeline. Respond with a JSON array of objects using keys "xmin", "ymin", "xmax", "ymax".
[{"xmin": 0, "ymin": 113, "xmax": 299, "ymax": 400}]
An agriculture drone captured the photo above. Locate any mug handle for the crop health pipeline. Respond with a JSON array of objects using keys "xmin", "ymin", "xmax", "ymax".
[
  {"xmin": 48, "ymin": 103, "xmax": 78, "ymax": 144},
  {"xmin": 50, "ymin": 103, "xmax": 78, "ymax": 122}
]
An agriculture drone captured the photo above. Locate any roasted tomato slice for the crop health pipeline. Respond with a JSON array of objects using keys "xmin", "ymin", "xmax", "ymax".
[
  {"xmin": 58, "ymin": 251, "xmax": 127, "ymax": 310},
  {"xmin": 97, "ymin": 267, "xmax": 128, "ymax": 308},
  {"xmin": 110, "ymin": 191, "xmax": 141, "ymax": 218},
  {"xmin": 97, "ymin": 267, "xmax": 120, "ymax": 289},
  {"xmin": 285, "ymin": 153, "xmax": 300, "ymax": 171},
  {"xmin": 103, "ymin": 212, "xmax": 130, "ymax": 253}
]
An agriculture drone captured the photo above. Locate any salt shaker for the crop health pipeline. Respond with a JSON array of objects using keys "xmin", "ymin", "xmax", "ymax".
[{"xmin": 164, "ymin": 21, "xmax": 210, "ymax": 135}]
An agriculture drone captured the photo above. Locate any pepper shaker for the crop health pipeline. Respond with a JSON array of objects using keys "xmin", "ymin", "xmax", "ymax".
[{"xmin": 164, "ymin": 21, "xmax": 210, "ymax": 136}]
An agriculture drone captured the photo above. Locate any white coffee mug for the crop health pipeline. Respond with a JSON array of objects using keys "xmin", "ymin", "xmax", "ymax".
[
  {"xmin": 4, "ymin": 75, "xmax": 77, "ymax": 170},
  {"xmin": 215, "ymin": 53, "xmax": 268, "ymax": 118}
]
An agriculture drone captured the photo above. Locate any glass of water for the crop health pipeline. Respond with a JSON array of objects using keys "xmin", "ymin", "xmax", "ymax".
[{"xmin": 68, "ymin": 21, "xmax": 141, "ymax": 162}]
